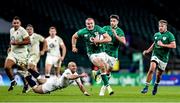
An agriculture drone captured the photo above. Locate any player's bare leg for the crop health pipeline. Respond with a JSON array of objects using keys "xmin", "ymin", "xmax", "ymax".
[
  {"xmin": 55, "ymin": 67, "xmax": 61, "ymax": 77},
  {"xmin": 4, "ymin": 59, "xmax": 17, "ymax": 91},
  {"xmin": 45, "ymin": 64, "xmax": 52, "ymax": 78},
  {"xmin": 92, "ymin": 58, "xmax": 114, "ymax": 95},
  {"xmin": 141, "ymin": 61, "xmax": 157, "ymax": 94}
]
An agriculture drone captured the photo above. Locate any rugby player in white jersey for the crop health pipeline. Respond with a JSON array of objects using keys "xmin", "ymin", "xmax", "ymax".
[
  {"xmin": 45, "ymin": 26, "xmax": 66, "ymax": 78},
  {"xmin": 25, "ymin": 62, "xmax": 90, "ymax": 96},
  {"xmin": 26, "ymin": 24, "xmax": 47, "ymax": 72},
  {"xmin": 4, "ymin": 16, "xmax": 30, "ymax": 91}
]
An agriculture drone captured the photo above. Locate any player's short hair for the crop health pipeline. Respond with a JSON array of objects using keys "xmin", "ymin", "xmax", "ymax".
[
  {"xmin": 13, "ymin": 16, "xmax": 21, "ymax": 21},
  {"xmin": 159, "ymin": 20, "xmax": 168, "ymax": 25},
  {"xmin": 68, "ymin": 61, "xmax": 76, "ymax": 68},
  {"xmin": 26, "ymin": 24, "xmax": 33, "ymax": 28},
  {"xmin": 49, "ymin": 26, "xmax": 56, "ymax": 30},
  {"xmin": 110, "ymin": 14, "xmax": 119, "ymax": 21},
  {"xmin": 86, "ymin": 18, "xmax": 94, "ymax": 22}
]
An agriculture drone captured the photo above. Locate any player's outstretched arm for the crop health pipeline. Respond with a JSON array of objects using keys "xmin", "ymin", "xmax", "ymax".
[
  {"xmin": 143, "ymin": 42, "xmax": 155, "ymax": 55},
  {"xmin": 75, "ymin": 75, "xmax": 90, "ymax": 96},
  {"xmin": 72, "ymin": 32, "xmax": 78, "ymax": 53},
  {"xmin": 60, "ymin": 41, "xmax": 66, "ymax": 61}
]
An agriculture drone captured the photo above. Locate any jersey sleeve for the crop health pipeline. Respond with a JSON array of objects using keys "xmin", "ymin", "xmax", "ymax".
[
  {"xmin": 77, "ymin": 28, "xmax": 86, "ymax": 37},
  {"xmin": 21, "ymin": 28, "xmax": 29, "ymax": 39},
  {"xmin": 63, "ymin": 69, "xmax": 71, "ymax": 78},
  {"xmin": 37, "ymin": 34, "xmax": 45, "ymax": 42},
  {"xmin": 169, "ymin": 32, "xmax": 175, "ymax": 42},
  {"xmin": 58, "ymin": 37, "xmax": 64, "ymax": 45},
  {"xmin": 96, "ymin": 25, "xmax": 106, "ymax": 34},
  {"xmin": 74, "ymin": 72, "xmax": 82, "ymax": 85},
  {"xmin": 117, "ymin": 28, "xmax": 125, "ymax": 37}
]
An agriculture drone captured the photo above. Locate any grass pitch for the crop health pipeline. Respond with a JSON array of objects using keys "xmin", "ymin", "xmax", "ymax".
[{"xmin": 0, "ymin": 86, "xmax": 180, "ymax": 102}]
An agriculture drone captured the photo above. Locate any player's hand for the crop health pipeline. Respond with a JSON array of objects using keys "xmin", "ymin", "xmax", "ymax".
[
  {"xmin": 93, "ymin": 37, "xmax": 99, "ymax": 43},
  {"xmin": 143, "ymin": 50, "xmax": 149, "ymax": 56},
  {"xmin": 84, "ymin": 91, "xmax": 90, "ymax": 96},
  {"xmin": 10, "ymin": 40, "xmax": 18, "ymax": 45},
  {"xmin": 157, "ymin": 41, "xmax": 164, "ymax": 47},
  {"xmin": 59, "ymin": 56, "xmax": 64, "ymax": 61},
  {"xmin": 72, "ymin": 47, "xmax": 78, "ymax": 53}
]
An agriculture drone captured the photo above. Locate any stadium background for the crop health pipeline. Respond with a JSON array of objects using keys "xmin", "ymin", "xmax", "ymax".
[{"xmin": 0, "ymin": 0, "xmax": 180, "ymax": 86}]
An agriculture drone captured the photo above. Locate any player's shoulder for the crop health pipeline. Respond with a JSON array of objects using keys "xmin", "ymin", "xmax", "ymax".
[
  {"xmin": 19, "ymin": 26, "xmax": 26, "ymax": 31},
  {"xmin": 78, "ymin": 27, "xmax": 87, "ymax": 32},
  {"xmin": 10, "ymin": 27, "xmax": 14, "ymax": 33},
  {"xmin": 46, "ymin": 36, "xmax": 51, "ymax": 40},
  {"xmin": 154, "ymin": 32, "xmax": 161, "ymax": 36},
  {"xmin": 103, "ymin": 25, "xmax": 110, "ymax": 29},
  {"xmin": 33, "ymin": 33, "xmax": 40, "ymax": 36},
  {"xmin": 55, "ymin": 35, "xmax": 62, "ymax": 39},
  {"xmin": 77, "ymin": 27, "xmax": 88, "ymax": 34},
  {"xmin": 64, "ymin": 69, "xmax": 72, "ymax": 74},
  {"xmin": 166, "ymin": 31, "xmax": 174, "ymax": 35},
  {"xmin": 94, "ymin": 25, "xmax": 103, "ymax": 29}
]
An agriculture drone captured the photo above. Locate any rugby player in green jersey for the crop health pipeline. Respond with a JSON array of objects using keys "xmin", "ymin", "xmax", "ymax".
[
  {"xmin": 72, "ymin": 18, "xmax": 114, "ymax": 95},
  {"xmin": 141, "ymin": 20, "xmax": 176, "ymax": 95},
  {"xmin": 93, "ymin": 14, "xmax": 126, "ymax": 96}
]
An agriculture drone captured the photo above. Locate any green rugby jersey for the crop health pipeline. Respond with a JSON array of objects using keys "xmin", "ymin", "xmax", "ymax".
[
  {"xmin": 152, "ymin": 31, "xmax": 175, "ymax": 62},
  {"xmin": 103, "ymin": 26, "xmax": 125, "ymax": 58},
  {"xmin": 77, "ymin": 25, "xmax": 106, "ymax": 55}
]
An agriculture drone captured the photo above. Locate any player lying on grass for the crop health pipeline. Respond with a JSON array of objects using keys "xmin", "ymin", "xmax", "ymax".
[{"xmin": 25, "ymin": 61, "xmax": 90, "ymax": 96}]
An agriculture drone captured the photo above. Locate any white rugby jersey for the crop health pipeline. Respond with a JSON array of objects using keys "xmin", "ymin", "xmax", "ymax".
[
  {"xmin": 46, "ymin": 35, "xmax": 63, "ymax": 57},
  {"xmin": 10, "ymin": 26, "xmax": 29, "ymax": 53},
  {"xmin": 57, "ymin": 69, "xmax": 81, "ymax": 88},
  {"xmin": 28, "ymin": 33, "xmax": 44, "ymax": 55}
]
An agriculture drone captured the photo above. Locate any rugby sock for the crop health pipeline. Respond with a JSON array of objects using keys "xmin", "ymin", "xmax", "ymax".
[
  {"xmin": 145, "ymin": 82, "xmax": 150, "ymax": 87},
  {"xmin": 99, "ymin": 85, "xmax": 106, "ymax": 96},
  {"xmin": 20, "ymin": 75, "xmax": 27, "ymax": 86},
  {"xmin": 101, "ymin": 74, "xmax": 109, "ymax": 86},
  {"xmin": 28, "ymin": 69, "xmax": 40, "ymax": 79},
  {"xmin": 25, "ymin": 75, "xmax": 36, "ymax": 87},
  {"xmin": 107, "ymin": 85, "xmax": 113, "ymax": 94},
  {"xmin": 5, "ymin": 68, "xmax": 14, "ymax": 81},
  {"xmin": 154, "ymin": 82, "xmax": 159, "ymax": 87}
]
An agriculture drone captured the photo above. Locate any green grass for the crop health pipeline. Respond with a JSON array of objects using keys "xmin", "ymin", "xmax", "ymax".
[{"xmin": 0, "ymin": 86, "xmax": 180, "ymax": 102}]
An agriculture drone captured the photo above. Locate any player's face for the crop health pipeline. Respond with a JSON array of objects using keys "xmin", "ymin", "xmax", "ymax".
[
  {"xmin": 12, "ymin": 19, "xmax": 21, "ymax": 30},
  {"xmin": 110, "ymin": 18, "xmax": 118, "ymax": 28},
  {"xmin": 49, "ymin": 29, "xmax": 57, "ymax": 37},
  {"xmin": 26, "ymin": 27, "xmax": 34, "ymax": 36},
  {"xmin": 69, "ymin": 63, "xmax": 77, "ymax": 73},
  {"xmin": 159, "ymin": 23, "xmax": 167, "ymax": 33},
  {"xmin": 86, "ymin": 19, "xmax": 95, "ymax": 30}
]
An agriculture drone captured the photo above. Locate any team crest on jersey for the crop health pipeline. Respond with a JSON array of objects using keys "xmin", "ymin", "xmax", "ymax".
[
  {"xmin": 90, "ymin": 37, "xmax": 94, "ymax": 42},
  {"xmin": 162, "ymin": 37, "xmax": 167, "ymax": 41},
  {"xmin": 49, "ymin": 43, "xmax": 55, "ymax": 48},
  {"xmin": 84, "ymin": 34, "xmax": 88, "ymax": 38},
  {"xmin": 155, "ymin": 37, "xmax": 157, "ymax": 40},
  {"xmin": 94, "ymin": 32, "xmax": 99, "ymax": 36},
  {"xmin": 11, "ymin": 36, "xmax": 15, "ymax": 41}
]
